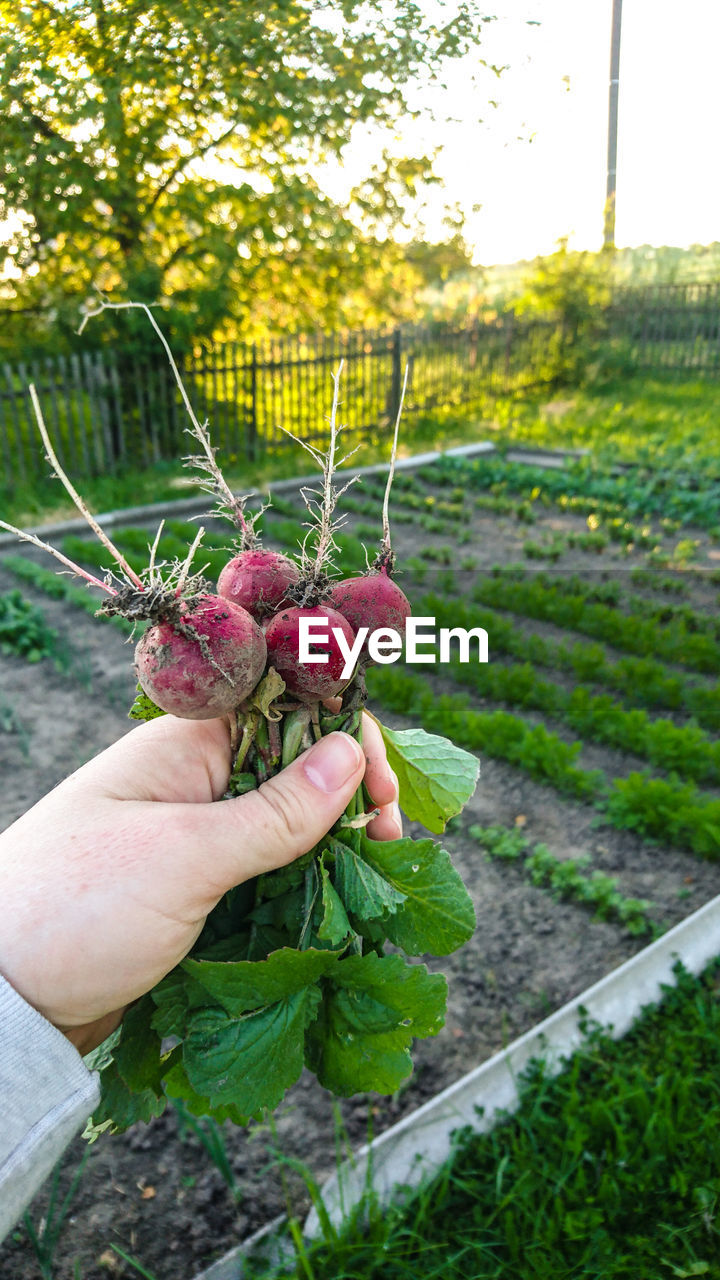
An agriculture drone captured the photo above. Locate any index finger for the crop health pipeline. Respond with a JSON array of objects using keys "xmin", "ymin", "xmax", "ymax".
[{"xmin": 361, "ymin": 711, "xmax": 398, "ymax": 809}]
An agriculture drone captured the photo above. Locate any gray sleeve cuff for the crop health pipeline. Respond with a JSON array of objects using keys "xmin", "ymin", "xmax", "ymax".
[{"xmin": 0, "ymin": 976, "xmax": 101, "ymax": 1240}]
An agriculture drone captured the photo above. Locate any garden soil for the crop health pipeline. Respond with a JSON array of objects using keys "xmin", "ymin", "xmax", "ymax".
[{"xmin": 1, "ymin": 490, "xmax": 720, "ymax": 1280}]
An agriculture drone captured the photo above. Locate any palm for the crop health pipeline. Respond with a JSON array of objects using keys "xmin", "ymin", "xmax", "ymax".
[{"xmin": 0, "ymin": 713, "xmax": 397, "ymax": 1054}]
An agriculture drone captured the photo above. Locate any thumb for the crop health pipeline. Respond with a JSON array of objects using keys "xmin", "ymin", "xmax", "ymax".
[{"xmin": 198, "ymin": 731, "xmax": 365, "ymax": 894}]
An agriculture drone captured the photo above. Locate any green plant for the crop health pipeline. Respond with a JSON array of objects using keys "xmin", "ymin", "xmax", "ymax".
[
  {"xmin": 417, "ymin": 588, "xmax": 720, "ymax": 732},
  {"xmin": 110, "ymin": 1246, "xmax": 159, "ymax": 1279},
  {"xmin": 7, "ymin": 338, "xmax": 479, "ymax": 1136},
  {"xmin": 0, "ymin": 589, "xmax": 60, "ymax": 663},
  {"xmin": 418, "ymin": 591, "xmax": 720, "ymax": 788},
  {"xmin": 367, "ymin": 666, "xmax": 600, "ymax": 803},
  {"xmin": 470, "ymin": 572, "xmax": 720, "ymax": 674},
  {"xmin": 418, "ymin": 545, "xmax": 454, "ymax": 565},
  {"xmin": 368, "ymin": 664, "xmax": 720, "ymax": 860},
  {"xmin": 606, "ymin": 773, "xmax": 720, "ymax": 858},
  {"xmin": 21, "ymin": 1145, "xmax": 92, "ymax": 1280},
  {"xmin": 3, "ymin": 554, "xmax": 139, "ymax": 637},
  {"xmin": 468, "ymin": 824, "xmax": 658, "ymax": 936},
  {"xmin": 522, "ymin": 536, "xmax": 566, "ymax": 562},
  {"xmin": 278, "ymin": 963, "xmax": 720, "ymax": 1280},
  {"xmin": 173, "ymin": 1099, "xmax": 243, "ymax": 1206}
]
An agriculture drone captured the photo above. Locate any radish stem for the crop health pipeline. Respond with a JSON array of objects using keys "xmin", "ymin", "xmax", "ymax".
[
  {"xmin": 29, "ymin": 384, "xmax": 144, "ymax": 591},
  {"xmin": 381, "ymin": 361, "xmax": 410, "ymax": 561},
  {"xmin": 79, "ymin": 300, "xmax": 257, "ymax": 543},
  {"xmin": 175, "ymin": 525, "xmax": 205, "ymax": 595},
  {"xmin": 0, "ymin": 521, "xmax": 117, "ymax": 595}
]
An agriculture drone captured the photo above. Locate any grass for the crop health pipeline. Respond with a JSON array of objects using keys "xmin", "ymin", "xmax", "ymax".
[
  {"xmin": 0, "ymin": 405, "xmax": 493, "ymax": 531},
  {"xmin": 266, "ymin": 961, "xmax": 720, "ymax": 1280},
  {"xmin": 491, "ymin": 373, "xmax": 720, "ymax": 468},
  {"xmin": 18, "ymin": 1144, "xmax": 92, "ymax": 1280},
  {"xmin": 7, "ymin": 369, "xmax": 720, "ymax": 533}
]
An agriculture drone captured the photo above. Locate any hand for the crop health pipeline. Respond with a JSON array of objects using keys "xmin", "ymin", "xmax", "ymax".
[{"xmin": 0, "ymin": 713, "xmax": 400, "ymax": 1055}]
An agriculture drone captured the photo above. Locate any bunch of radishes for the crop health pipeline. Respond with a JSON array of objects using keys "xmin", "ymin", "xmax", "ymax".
[
  {"xmin": 2, "ymin": 307, "xmax": 411, "ymax": 801},
  {"xmin": 134, "ymin": 522, "xmax": 411, "ymax": 721},
  {"xmin": 2, "ymin": 306, "xmax": 481, "ymax": 1125},
  {"xmin": 130, "ymin": 356, "xmax": 411, "ymax": 794}
]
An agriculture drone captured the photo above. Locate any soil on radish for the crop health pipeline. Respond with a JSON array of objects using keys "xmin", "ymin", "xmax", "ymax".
[{"xmin": 1, "ymin": 483, "xmax": 720, "ymax": 1280}]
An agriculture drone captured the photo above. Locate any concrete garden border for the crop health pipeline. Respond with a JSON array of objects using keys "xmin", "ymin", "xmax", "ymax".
[
  {"xmin": 0, "ymin": 439, "xmax": 587, "ymax": 547},
  {"xmin": 193, "ymin": 891, "xmax": 720, "ymax": 1279}
]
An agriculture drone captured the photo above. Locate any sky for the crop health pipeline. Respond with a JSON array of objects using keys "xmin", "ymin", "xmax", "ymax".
[
  {"xmin": 4, "ymin": 1, "xmax": 718, "ymax": 272},
  {"xmin": 327, "ymin": 0, "xmax": 720, "ymax": 265}
]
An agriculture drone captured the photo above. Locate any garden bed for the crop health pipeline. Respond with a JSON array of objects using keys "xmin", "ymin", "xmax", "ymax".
[{"xmin": 1, "ymin": 450, "xmax": 720, "ymax": 1280}]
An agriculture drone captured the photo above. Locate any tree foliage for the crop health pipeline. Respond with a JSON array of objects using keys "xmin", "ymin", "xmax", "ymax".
[{"xmin": 0, "ymin": 0, "xmax": 491, "ymax": 351}]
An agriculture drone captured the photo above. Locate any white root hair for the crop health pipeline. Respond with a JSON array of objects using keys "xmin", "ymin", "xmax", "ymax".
[
  {"xmin": 281, "ymin": 360, "xmax": 360, "ymax": 581},
  {"xmin": 79, "ymin": 299, "xmax": 256, "ymax": 542},
  {"xmin": 0, "ymin": 521, "xmax": 117, "ymax": 595},
  {"xmin": 381, "ymin": 361, "xmax": 410, "ymax": 560},
  {"xmin": 28, "ymin": 383, "xmax": 145, "ymax": 591}
]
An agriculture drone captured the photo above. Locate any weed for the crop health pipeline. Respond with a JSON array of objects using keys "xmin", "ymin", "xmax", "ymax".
[
  {"xmin": 270, "ymin": 963, "xmax": 720, "ymax": 1279},
  {"xmin": 173, "ymin": 1099, "xmax": 243, "ymax": 1207},
  {"xmin": 21, "ymin": 1145, "xmax": 91, "ymax": 1280},
  {"xmin": 0, "ymin": 589, "xmax": 60, "ymax": 664}
]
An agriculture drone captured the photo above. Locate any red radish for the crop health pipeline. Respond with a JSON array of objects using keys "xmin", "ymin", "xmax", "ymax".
[
  {"xmin": 328, "ymin": 570, "xmax": 411, "ymax": 664},
  {"xmin": 135, "ymin": 595, "xmax": 266, "ymax": 720},
  {"xmin": 264, "ymin": 605, "xmax": 356, "ymax": 700},
  {"xmin": 217, "ymin": 549, "xmax": 300, "ymax": 621}
]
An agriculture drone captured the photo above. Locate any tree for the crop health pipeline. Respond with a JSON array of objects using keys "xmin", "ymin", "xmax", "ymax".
[
  {"xmin": 513, "ymin": 240, "xmax": 614, "ymax": 384},
  {"xmin": 0, "ymin": 0, "xmax": 492, "ymax": 351}
]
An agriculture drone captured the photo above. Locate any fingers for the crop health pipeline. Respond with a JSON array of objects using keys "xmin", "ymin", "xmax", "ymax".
[
  {"xmin": 366, "ymin": 800, "xmax": 403, "ymax": 842},
  {"xmin": 361, "ymin": 713, "xmax": 398, "ymax": 808},
  {"xmin": 183, "ymin": 731, "xmax": 366, "ymax": 896},
  {"xmin": 361, "ymin": 712, "xmax": 402, "ymax": 840}
]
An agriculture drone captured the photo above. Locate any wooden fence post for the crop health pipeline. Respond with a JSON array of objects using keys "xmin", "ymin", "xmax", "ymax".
[
  {"xmin": 503, "ymin": 311, "xmax": 515, "ymax": 392},
  {"xmin": 246, "ymin": 342, "xmax": 258, "ymax": 461}
]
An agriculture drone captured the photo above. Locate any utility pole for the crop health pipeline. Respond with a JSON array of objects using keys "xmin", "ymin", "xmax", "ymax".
[{"xmin": 604, "ymin": 0, "xmax": 623, "ymax": 249}]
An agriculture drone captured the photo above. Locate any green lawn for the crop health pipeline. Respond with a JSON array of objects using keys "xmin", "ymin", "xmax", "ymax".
[
  {"xmin": 5, "ymin": 372, "xmax": 720, "ymax": 530},
  {"xmin": 491, "ymin": 373, "xmax": 720, "ymax": 469},
  {"xmin": 273, "ymin": 962, "xmax": 720, "ymax": 1280},
  {"xmin": 0, "ymin": 406, "xmax": 482, "ymax": 530}
]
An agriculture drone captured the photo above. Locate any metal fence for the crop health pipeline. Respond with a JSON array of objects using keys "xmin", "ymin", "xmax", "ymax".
[
  {"xmin": 606, "ymin": 282, "xmax": 720, "ymax": 376},
  {"xmin": 0, "ymin": 315, "xmax": 559, "ymax": 486},
  {"xmin": 3, "ymin": 284, "xmax": 720, "ymax": 488}
]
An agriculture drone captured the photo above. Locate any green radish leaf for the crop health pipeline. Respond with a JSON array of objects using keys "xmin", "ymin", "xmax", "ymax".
[
  {"xmin": 183, "ymin": 987, "xmax": 322, "ymax": 1111},
  {"xmin": 180, "ymin": 949, "xmax": 342, "ymax": 1111},
  {"xmin": 83, "ymin": 1026, "xmax": 121, "ymax": 1074},
  {"xmin": 246, "ymin": 667, "xmax": 286, "ymax": 719},
  {"xmin": 228, "ymin": 771, "xmax": 257, "ymax": 796},
  {"xmin": 248, "ymin": 888, "xmax": 306, "ymax": 940},
  {"xmin": 305, "ymin": 952, "xmax": 447, "ymax": 1095},
  {"xmin": 372, "ymin": 720, "xmax": 479, "ymax": 833},
  {"xmin": 332, "ymin": 840, "xmax": 406, "ymax": 920},
  {"xmin": 114, "ymin": 996, "xmax": 164, "ymax": 1093},
  {"xmin": 257, "ymin": 849, "xmax": 315, "ymax": 902},
  {"xmin": 183, "ymin": 946, "xmax": 340, "ymax": 1013},
  {"xmin": 128, "ymin": 685, "xmax": 165, "ymax": 721},
  {"xmin": 88, "ymin": 1059, "xmax": 166, "ymax": 1136},
  {"xmin": 317, "ymin": 859, "xmax": 353, "ymax": 944},
  {"xmin": 163, "ymin": 1059, "xmax": 255, "ymax": 1125},
  {"xmin": 359, "ymin": 831, "xmax": 476, "ymax": 956},
  {"xmin": 150, "ymin": 969, "xmax": 192, "ymax": 1038}
]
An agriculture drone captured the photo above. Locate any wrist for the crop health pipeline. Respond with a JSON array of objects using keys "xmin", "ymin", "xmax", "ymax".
[{"xmin": 58, "ymin": 1010, "xmax": 125, "ymax": 1057}]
